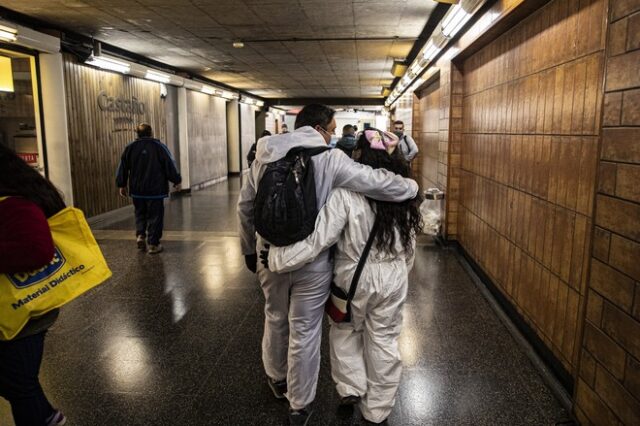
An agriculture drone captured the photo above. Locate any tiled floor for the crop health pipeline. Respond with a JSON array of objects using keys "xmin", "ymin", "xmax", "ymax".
[{"xmin": 0, "ymin": 178, "xmax": 570, "ymax": 425}]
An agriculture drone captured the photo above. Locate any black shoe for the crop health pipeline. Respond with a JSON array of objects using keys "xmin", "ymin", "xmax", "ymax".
[
  {"xmin": 136, "ymin": 235, "xmax": 146, "ymax": 250},
  {"xmin": 289, "ymin": 407, "xmax": 313, "ymax": 426},
  {"xmin": 267, "ymin": 378, "xmax": 287, "ymax": 399},
  {"xmin": 339, "ymin": 395, "xmax": 360, "ymax": 406}
]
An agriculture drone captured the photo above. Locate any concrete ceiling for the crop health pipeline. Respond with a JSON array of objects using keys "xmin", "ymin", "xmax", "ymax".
[{"xmin": 2, "ymin": 0, "xmax": 437, "ymax": 99}]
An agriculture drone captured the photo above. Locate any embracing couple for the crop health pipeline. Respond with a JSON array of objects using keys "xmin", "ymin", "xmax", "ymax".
[{"xmin": 237, "ymin": 104, "xmax": 423, "ymax": 425}]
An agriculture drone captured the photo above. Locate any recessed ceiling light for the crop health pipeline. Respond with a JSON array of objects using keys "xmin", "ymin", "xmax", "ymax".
[{"xmin": 233, "ymin": 41, "xmax": 244, "ymax": 48}]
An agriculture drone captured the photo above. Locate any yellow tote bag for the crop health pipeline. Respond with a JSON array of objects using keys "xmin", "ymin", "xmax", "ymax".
[{"xmin": 0, "ymin": 198, "xmax": 112, "ymax": 340}]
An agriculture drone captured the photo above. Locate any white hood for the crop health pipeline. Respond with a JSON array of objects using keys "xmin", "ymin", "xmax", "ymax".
[{"xmin": 255, "ymin": 126, "xmax": 327, "ymax": 163}]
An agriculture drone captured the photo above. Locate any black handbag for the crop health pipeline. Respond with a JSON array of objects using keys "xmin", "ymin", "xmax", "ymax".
[{"xmin": 325, "ymin": 220, "xmax": 379, "ymax": 323}]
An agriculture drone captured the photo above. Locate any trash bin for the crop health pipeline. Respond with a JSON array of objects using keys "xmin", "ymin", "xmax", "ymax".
[{"xmin": 420, "ymin": 187, "xmax": 445, "ymax": 236}]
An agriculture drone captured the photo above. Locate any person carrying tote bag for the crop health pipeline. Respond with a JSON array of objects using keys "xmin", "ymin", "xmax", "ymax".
[{"xmin": 0, "ymin": 144, "xmax": 111, "ymax": 426}]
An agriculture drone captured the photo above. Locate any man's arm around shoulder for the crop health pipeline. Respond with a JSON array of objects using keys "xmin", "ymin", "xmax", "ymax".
[{"xmin": 328, "ymin": 150, "xmax": 418, "ymax": 202}]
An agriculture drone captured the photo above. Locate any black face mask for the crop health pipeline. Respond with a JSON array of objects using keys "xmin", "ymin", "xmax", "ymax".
[{"xmin": 393, "ymin": 130, "xmax": 403, "ymax": 138}]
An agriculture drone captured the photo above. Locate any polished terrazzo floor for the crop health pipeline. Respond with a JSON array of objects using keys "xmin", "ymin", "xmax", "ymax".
[{"xmin": 0, "ymin": 178, "xmax": 571, "ymax": 425}]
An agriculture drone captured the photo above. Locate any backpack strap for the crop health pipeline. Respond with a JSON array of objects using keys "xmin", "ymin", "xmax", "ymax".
[
  {"xmin": 346, "ymin": 219, "xmax": 379, "ymax": 302},
  {"xmin": 285, "ymin": 146, "xmax": 330, "ymax": 159}
]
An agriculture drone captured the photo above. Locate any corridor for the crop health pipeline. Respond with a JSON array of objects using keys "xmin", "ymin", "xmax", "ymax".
[{"xmin": 0, "ymin": 179, "xmax": 569, "ymax": 425}]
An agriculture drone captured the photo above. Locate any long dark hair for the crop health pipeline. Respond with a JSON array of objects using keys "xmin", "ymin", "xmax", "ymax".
[
  {"xmin": 354, "ymin": 130, "xmax": 423, "ymax": 255},
  {"xmin": 0, "ymin": 145, "xmax": 66, "ymax": 217}
]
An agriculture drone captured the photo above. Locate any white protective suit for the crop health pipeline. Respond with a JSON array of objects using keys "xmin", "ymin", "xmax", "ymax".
[
  {"xmin": 269, "ymin": 188, "xmax": 415, "ymax": 423},
  {"xmin": 237, "ymin": 126, "xmax": 418, "ymax": 411}
]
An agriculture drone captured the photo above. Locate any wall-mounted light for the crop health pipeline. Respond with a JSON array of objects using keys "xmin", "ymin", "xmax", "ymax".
[
  {"xmin": 221, "ymin": 91, "xmax": 237, "ymax": 100},
  {"xmin": 422, "ymin": 42, "xmax": 441, "ymax": 62},
  {"xmin": 201, "ymin": 85, "xmax": 216, "ymax": 95},
  {"xmin": 0, "ymin": 56, "xmax": 14, "ymax": 92},
  {"xmin": 85, "ymin": 55, "xmax": 131, "ymax": 74},
  {"xmin": 441, "ymin": 4, "xmax": 471, "ymax": 38},
  {"xmin": 0, "ymin": 24, "xmax": 17, "ymax": 42},
  {"xmin": 145, "ymin": 70, "xmax": 171, "ymax": 84}
]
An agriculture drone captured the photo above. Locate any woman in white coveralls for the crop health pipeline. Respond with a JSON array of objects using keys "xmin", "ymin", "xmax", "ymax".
[{"xmin": 264, "ymin": 129, "xmax": 423, "ymax": 424}]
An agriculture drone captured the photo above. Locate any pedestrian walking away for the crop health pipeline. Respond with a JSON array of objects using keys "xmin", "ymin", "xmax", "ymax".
[
  {"xmin": 263, "ymin": 128, "xmax": 423, "ymax": 424},
  {"xmin": 116, "ymin": 123, "xmax": 182, "ymax": 254},
  {"xmin": 237, "ymin": 104, "xmax": 419, "ymax": 426}
]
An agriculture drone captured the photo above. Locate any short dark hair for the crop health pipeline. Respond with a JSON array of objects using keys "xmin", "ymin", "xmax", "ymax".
[
  {"xmin": 342, "ymin": 124, "xmax": 355, "ymax": 134},
  {"xmin": 137, "ymin": 123, "xmax": 153, "ymax": 138},
  {"xmin": 294, "ymin": 104, "xmax": 335, "ymax": 130},
  {"xmin": 261, "ymin": 130, "xmax": 272, "ymax": 137},
  {"xmin": 393, "ymin": 120, "xmax": 404, "ymax": 126}
]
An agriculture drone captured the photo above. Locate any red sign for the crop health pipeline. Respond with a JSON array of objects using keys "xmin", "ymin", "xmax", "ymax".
[{"xmin": 17, "ymin": 153, "xmax": 38, "ymax": 164}]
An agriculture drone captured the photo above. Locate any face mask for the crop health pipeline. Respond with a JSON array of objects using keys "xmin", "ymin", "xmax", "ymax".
[
  {"xmin": 329, "ymin": 135, "xmax": 339, "ymax": 148},
  {"xmin": 393, "ymin": 130, "xmax": 404, "ymax": 138}
]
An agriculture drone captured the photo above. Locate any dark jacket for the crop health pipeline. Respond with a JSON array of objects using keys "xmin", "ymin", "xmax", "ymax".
[
  {"xmin": 247, "ymin": 142, "xmax": 257, "ymax": 167},
  {"xmin": 116, "ymin": 137, "xmax": 182, "ymax": 198},
  {"xmin": 335, "ymin": 134, "xmax": 357, "ymax": 158}
]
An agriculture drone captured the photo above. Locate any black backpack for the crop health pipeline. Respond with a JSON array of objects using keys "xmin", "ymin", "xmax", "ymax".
[{"xmin": 254, "ymin": 146, "xmax": 329, "ymax": 246}]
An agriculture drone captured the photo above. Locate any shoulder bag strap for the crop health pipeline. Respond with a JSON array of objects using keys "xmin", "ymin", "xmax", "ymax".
[{"xmin": 346, "ymin": 219, "xmax": 379, "ymax": 301}]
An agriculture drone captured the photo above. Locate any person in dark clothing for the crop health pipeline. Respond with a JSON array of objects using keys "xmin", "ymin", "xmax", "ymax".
[
  {"xmin": 116, "ymin": 123, "xmax": 182, "ymax": 254},
  {"xmin": 248, "ymin": 130, "xmax": 272, "ymax": 168},
  {"xmin": 0, "ymin": 144, "xmax": 67, "ymax": 426},
  {"xmin": 335, "ymin": 124, "xmax": 357, "ymax": 158}
]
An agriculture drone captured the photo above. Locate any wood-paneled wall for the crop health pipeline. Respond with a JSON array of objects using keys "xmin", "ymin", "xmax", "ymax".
[
  {"xmin": 186, "ymin": 90, "xmax": 227, "ymax": 186},
  {"xmin": 240, "ymin": 103, "xmax": 255, "ymax": 170},
  {"xmin": 63, "ymin": 54, "xmax": 167, "ymax": 217},
  {"xmin": 574, "ymin": 0, "xmax": 640, "ymax": 423},
  {"xmin": 414, "ymin": 80, "xmax": 441, "ymax": 190},
  {"xmin": 458, "ymin": 0, "xmax": 606, "ymax": 382}
]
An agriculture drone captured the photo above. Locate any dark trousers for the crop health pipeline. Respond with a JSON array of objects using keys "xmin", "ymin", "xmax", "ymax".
[
  {"xmin": 0, "ymin": 332, "xmax": 54, "ymax": 426},
  {"xmin": 133, "ymin": 197, "xmax": 165, "ymax": 245}
]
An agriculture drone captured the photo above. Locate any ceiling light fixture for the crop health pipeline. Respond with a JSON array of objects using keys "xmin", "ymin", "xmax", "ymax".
[
  {"xmin": 233, "ymin": 41, "xmax": 245, "ymax": 48},
  {"xmin": 0, "ymin": 25, "xmax": 17, "ymax": 42},
  {"xmin": 145, "ymin": 70, "xmax": 171, "ymax": 84},
  {"xmin": 85, "ymin": 55, "xmax": 131, "ymax": 74}
]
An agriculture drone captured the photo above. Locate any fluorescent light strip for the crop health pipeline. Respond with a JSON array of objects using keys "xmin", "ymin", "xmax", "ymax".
[
  {"xmin": 0, "ymin": 25, "xmax": 17, "ymax": 42},
  {"xmin": 201, "ymin": 85, "xmax": 215, "ymax": 95},
  {"xmin": 85, "ymin": 56, "xmax": 130, "ymax": 74},
  {"xmin": 0, "ymin": 29, "xmax": 17, "ymax": 42},
  {"xmin": 422, "ymin": 42, "xmax": 440, "ymax": 61},
  {"xmin": 442, "ymin": 6, "xmax": 470, "ymax": 38},
  {"xmin": 145, "ymin": 70, "xmax": 171, "ymax": 84}
]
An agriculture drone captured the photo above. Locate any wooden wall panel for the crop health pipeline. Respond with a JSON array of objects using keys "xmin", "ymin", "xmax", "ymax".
[
  {"xmin": 574, "ymin": 0, "xmax": 640, "ymax": 423},
  {"xmin": 414, "ymin": 80, "xmax": 441, "ymax": 190},
  {"xmin": 63, "ymin": 54, "xmax": 168, "ymax": 217},
  {"xmin": 458, "ymin": 0, "xmax": 606, "ymax": 381},
  {"xmin": 186, "ymin": 91, "xmax": 227, "ymax": 186}
]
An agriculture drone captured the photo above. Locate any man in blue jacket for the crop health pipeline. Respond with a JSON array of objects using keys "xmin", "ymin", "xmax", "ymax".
[{"xmin": 116, "ymin": 123, "xmax": 181, "ymax": 254}]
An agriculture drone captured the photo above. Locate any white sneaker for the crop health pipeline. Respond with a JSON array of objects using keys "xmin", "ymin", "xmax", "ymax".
[{"xmin": 147, "ymin": 244, "xmax": 163, "ymax": 254}]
